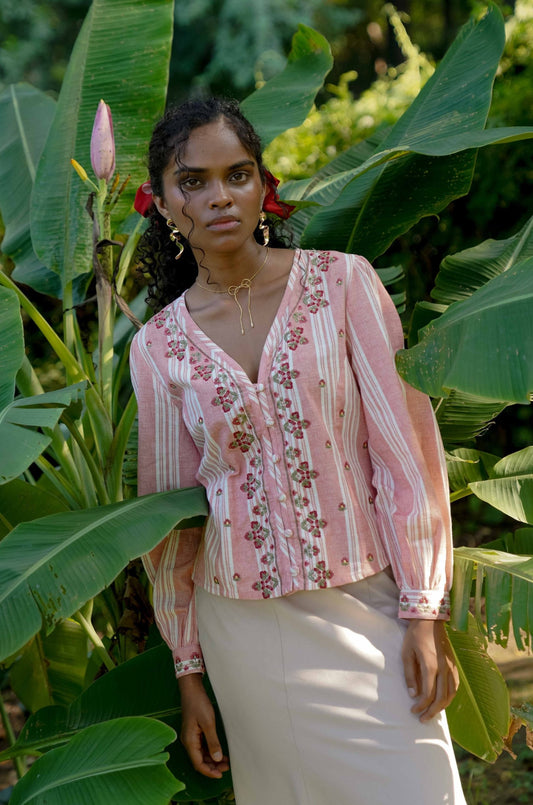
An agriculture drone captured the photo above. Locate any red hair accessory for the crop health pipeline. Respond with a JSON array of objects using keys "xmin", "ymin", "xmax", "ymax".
[
  {"xmin": 134, "ymin": 180, "xmax": 154, "ymax": 217},
  {"xmin": 262, "ymin": 170, "xmax": 295, "ymax": 219}
]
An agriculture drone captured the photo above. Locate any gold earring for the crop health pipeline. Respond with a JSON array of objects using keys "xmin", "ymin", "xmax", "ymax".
[
  {"xmin": 258, "ymin": 211, "xmax": 270, "ymax": 246},
  {"xmin": 166, "ymin": 218, "xmax": 185, "ymax": 259}
]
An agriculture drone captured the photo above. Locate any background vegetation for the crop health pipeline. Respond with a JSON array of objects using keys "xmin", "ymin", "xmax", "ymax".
[{"xmin": 0, "ymin": 1, "xmax": 532, "ymax": 804}]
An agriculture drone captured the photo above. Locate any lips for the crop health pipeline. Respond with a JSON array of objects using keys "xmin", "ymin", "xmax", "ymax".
[{"xmin": 207, "ymin": 215, "xmax": 240, "ymax": 231}]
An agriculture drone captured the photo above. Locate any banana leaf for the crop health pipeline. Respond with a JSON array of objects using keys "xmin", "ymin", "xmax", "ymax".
[
  {"xmin": 451, "ymin": 544, "xmax": 533, "ymax": 647},
  {"xmin": 446, "ymin": 614, "xmax": 509, "ymax": 762},
  {"xmin": 9, "ymin": 717, "xmax": 182, "ymax": 805},
  {"xmin": 9, "ymin": 620, "xmax": 88, "ymax": 713},
  {"xmin": 0, "ymin": 383, "xmax": 86, "ymax": 484},
  {"xmin": 0, "ymin": 84, "xmax": 60, "ymax": 297},
  {"xmin": 396, "ymin": 256, "xmax": 533, "ymax": 403},
  {"xmin": 432, "ymin": 214, "xmax": 533, "ymax": 304},
  {"xmin": 242, "ymin": 25, "xmax": 333, "ymax": 148},
  {"xmin": 468, "ymin": 446, "xmax": 533, "ymax": 524},
  {"xmin": 1, "ymin": 642, "xmax": 231, "ymax": 802},
  {"xmin": 0, "ymin": 486, "xmax": 208, "ymax": 661},
  {"xmin": 298, "ymin": 4, "xmax": 511, "ymax": 258},
  {"xmin": 30, "ymin": 0, "xmax": 175, "ymax": 289},
  {"xmin": 0, "ymin": 287, "xmax": 24, "ymax": 410},
  {"xmin": 0, "ymin": 479, "xmax": 69, "ymax": 539}
]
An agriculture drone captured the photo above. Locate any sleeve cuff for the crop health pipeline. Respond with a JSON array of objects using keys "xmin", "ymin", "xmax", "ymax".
[
  {"xmin": 398, "ymin": 589, "xmax": 450, "ymax": 620},
  {"xmin": 172, "ymin": 646, "xmax": 205, "ymax": 678}
]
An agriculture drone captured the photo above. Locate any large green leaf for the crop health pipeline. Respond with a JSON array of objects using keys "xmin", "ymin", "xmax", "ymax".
[
  {"xmin": 9, "ymin": 620, "xmax": 88, "ymax": 713},
  {"xmin": 0, "ymin": 84, "xmax": 60, "ymax": 297},
  {"xmin": 30, "ymin": 0, "xmax": 174, "ymax": 287},
  {"xmin": 241, "ymin": 25, "xmax": 333, "ymax": 148},
  {"xmin": 446, "ymin": 448, "xmax": 500, "ymax": 493},
  {"xmin": 436, "ymin": 391, "xmax": 509, "ymax": 446},
  {"xmin": 396, "ymin": 256, "xmax": 533, "ymax": 403},
  {"xmin": 0, "ymin": 479, "xmax": 69, "ymax": 539},
  {"xmin": 0, "ymin": 286, "xmax": 24, "ymax": 411},
  {"xmin": 446, "ymin": 615, "xmax": 509, "ymax": 762},
  {"xmin": 432, "ymin": 214, "xmax": 533, "ymax": 304},
  {"xmin": 1, "ymin": 643, "xmax": 231, "ymax": 802},
  {"xmin": 0, "ymin": 487, "xmax": 208, "ymax": 661},
  {"xmin": 469, "ymin": 446, "xmax": 533, "ymax": 524},
  {"xmin": 0, "ymin": 382, "xmax": 86, "ymax": 484},
  {"xmin": 452, "ymin": 544, "xmax": 533, "ymax": 647},
  {"xmin": 299, "ymin": 4, "xmax": 507, "ymax": 257},
  {"xmin": 9, "ymin": 717, "xmax": 183, "ymax": 805}
]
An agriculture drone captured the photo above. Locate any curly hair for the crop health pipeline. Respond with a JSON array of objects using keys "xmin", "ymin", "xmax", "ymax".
[{"xmin": 136, "ymin": 97, "xmax": 292, "ymax": 312}]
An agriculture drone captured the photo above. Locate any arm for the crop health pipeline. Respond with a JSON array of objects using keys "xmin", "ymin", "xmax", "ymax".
[
  {"xmin": 345, "ymin": 256, "xmax": 457, "ymax": 716},
  {"xmin": 130, "ymin": 329, "xmax": 204, "ymax": 676}
]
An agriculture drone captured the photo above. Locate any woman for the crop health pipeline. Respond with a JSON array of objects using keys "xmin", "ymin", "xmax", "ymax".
[{"xmin": 130, "ymin": 97, "xmax": 466, "ymax": 804}]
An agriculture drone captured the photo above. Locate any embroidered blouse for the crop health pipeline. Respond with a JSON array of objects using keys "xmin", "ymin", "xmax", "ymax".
[{"xmin": 130, "ymin": 250, "xmax": 453, "ymax": 678}]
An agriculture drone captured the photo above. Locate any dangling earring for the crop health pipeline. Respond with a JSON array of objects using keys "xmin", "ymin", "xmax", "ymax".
[
  {"xmin": 258, "ymin": 211, "xmax": 270, "ymax": 247},
  {"xmin": 166, "ymin": 218, "xmax": 184, "ymax": 260}
]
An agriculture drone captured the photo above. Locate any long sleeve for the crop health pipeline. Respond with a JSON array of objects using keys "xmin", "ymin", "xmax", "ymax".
[
  {"xmin": 346, "ymin": 256, "xmax": 452, "ymax": 620},
  {"xmin": 130, "ymin": 329, "xmax": 205, "ymax": 675}
]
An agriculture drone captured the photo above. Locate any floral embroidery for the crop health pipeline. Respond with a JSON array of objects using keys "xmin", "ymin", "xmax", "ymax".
[
  {"xmin": 252, "ymin": 571, "xmax": 279, "ymax": 598},
  {"xmin": 175, "ymin": 653, "xmax": 203, "ymax": 675},
  {"xmin": 303, "ymin": 289, "xmax": 329, "ymax": 314},
  {"xmin": 166, "ymin": 335, "xmax": 188, "ymax": 361},
  {"xmin": 261, "ymin": 552, "xmax": 275, "ymax": 565},
  {"xmin": 240, "ymin": 473, "xmax": 261, "ymax": 499},
  {"xmin": 309, "ymin": 561, "xmax": 333, "ymax": 588},
  {"xmin": 232, "ymin": 412, "xmax": 248, "ymax": 426},
  {"xmin": 292, "ymin": 310, "xmax": 307, "ymax": 323},
  {"xmin": 303, "ymin": 543, "xmax": 320, "ymax": 558},
  {"xmin": 229, "ymin": 431, "xmax": 255, "ymax": 452},
  {"xmin": 285, "ymin": 446, "xmax": 301, "ymax": 461},
  {"xmin": 192, "ymin": 363, "xmax": 216, "ymax": 381},
  {"xmin": 273, "ymin": 362, "xmax": 300, "ymax": 389},
  {"xmin": 293, "ymin": 493, "xmax": 310, "ymax": 509},
  {"xmin": 252, "ymin": 503, "xmax": 267, "ymax": 516},
  {"xmin": 244, "ymin": 521, "xmax": 270, "ymax": 548},
  {"xmin": 212, "ymin": 386, "xmax": 238, "ymax": 412},
  {"xmin": 283, "ymin": 412, "xmax": 310, "ymax": 439},
  {"xmin": 276, "ymin": 398, "xmax": 291, "ymax": 411},
  {"xmin": 301, "ymin": 510, "xmax": 327, "ymax": 537},
  {"xmin": 153, "ymin": 310, "xmax": 168, "ymax": 328},
  {"xmin": 285, "ymin": 327, "xmax": 308, "ymax": 351},
  {"xmin": 291, "ymin": 461, "xmax": 318, "ymax": 487}
]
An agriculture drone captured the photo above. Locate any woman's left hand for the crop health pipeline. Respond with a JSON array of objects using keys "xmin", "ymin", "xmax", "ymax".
[{"xmin": 401, "ymin": 619, "xmax": 459, "ymax": 722}]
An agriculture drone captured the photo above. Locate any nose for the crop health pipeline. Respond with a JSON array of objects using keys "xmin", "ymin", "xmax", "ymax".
[{"xmin": 209, "ymin": 179, "xmax": 232, "ymax": 208}]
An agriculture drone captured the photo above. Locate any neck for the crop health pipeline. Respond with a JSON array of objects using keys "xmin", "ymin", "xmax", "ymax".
[{"xmin": 194, "ymin": 242, "xmax": 267, "ymax": 290}]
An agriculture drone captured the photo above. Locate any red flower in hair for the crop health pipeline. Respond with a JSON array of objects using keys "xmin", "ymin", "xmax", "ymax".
[
  {"xmin": 134, "ymin": 181, "xmax": 154, "ymax": 217},
  {"xmin": 262, "ymin": 170, "xmax": 296, "ymax": 219}
]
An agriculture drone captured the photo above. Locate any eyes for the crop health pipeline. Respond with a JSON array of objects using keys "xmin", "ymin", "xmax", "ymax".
[{"xmin": 179, "ymin": 169, "xmax": 251, "ymax": 190}]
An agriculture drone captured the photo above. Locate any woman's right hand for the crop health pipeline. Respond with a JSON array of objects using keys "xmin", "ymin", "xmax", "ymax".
[{"xmin": 178, "ymin": 673, "xmax": 230, "ymax": 778}]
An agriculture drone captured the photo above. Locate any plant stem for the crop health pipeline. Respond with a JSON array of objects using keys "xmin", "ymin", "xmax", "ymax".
[
  {"xmin": 74, "ymin": 609, "xmax": 116, "ymax": 672},
  {"xmin": 0, "ymin": 692, "xmax": 26, "ymax": 779},
  {"xmin": 449, "ymin": 488, "xmax": 472, "ymax": 503},
  {"xmin": 62, "ymin": 414, "xmax": 110, "ymax": 504}
]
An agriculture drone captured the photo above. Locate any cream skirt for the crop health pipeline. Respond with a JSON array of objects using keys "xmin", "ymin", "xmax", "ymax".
[{"xmin": 196, "ymin": 569, "xmax": 466, "ymax": 805}]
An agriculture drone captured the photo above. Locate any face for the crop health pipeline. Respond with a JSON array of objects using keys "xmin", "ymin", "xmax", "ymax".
[{"xmin": 154, "ymin": 118, "xmax": 265, "ymax": 255}]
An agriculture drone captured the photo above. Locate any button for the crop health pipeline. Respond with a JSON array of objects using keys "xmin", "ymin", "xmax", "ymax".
[
  {"xmin": 265, "ymin": 418, "xmax": 275, "ymax": 427},
  {"xmin": 290, "ymin": 567, "xmax": 299, "ymax": 577},
  {"xmin": 273, "ymin": 454, "xmax": 281, "ymax": 464},
  {"xmin": 256, "ymin": 383, "xmax": 264, "ymax": 392},
  {"xmin": 278, "ymin": 493, "xmax": 287, "ymax": 503},
  {"xmin": 284, "ymin": 528, "xmax": 294, "ymax": 537}
]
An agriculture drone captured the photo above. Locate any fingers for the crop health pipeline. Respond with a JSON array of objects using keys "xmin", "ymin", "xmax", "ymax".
[
  {"xmin": 402, "ymin": 620, "xmax": 460, "ymax": 723},
  {"xmin": 180, "ymin": 721, "xmax": 230, "ymax": 778}
]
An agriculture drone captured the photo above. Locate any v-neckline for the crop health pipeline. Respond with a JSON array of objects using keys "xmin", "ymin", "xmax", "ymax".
[{"xmin": 178, "ymin": 248, "xmax": 301, "ymax": 387}]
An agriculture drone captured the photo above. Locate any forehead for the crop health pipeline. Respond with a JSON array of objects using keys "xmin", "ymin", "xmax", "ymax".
[{"xmin": 174, "ymin": 119, "xmax": 255, "ymax": 171}]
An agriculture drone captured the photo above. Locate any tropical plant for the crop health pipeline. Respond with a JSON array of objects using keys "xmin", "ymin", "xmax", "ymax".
[{"xmin": 0, "ymin": 1, "xmax": 533, "ymax": 802}]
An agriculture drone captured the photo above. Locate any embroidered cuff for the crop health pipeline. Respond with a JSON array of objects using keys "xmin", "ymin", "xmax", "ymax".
[
  {"xmin": 173, "ymin": 647, "xmax": 205, "ymax": 678},
  {"xmin": 398, "ymin": 589, "xmax": 450, "ymax": 620}
]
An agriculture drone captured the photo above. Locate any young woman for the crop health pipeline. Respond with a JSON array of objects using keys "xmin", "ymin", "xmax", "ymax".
[{"xmin": 130, "ymin": 97, "xmax": 466, "ymax": 804}]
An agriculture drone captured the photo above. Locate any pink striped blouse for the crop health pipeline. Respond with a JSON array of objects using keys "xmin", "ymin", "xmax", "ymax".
[{"xmin": 131, "ymin": 250, "xmax": 453, "ymax": 677}]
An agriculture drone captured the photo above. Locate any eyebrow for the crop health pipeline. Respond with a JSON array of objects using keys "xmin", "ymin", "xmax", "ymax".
[{"xmin": 175, "ymin": 159, "xmax": 255, "ymax": 176}]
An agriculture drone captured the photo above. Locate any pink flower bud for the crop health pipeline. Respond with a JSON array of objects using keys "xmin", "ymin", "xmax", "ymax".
[{"xmin": 90, "ymin": 100, "xmax": 115, "ymax": 181}]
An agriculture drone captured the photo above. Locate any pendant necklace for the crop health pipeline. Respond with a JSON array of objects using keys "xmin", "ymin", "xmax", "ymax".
[{"xmin": 196, "ymin": 247, "xmax": 270, "ymax": 335}]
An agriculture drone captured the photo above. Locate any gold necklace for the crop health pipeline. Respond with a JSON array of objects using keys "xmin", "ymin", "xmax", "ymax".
[{"xmin": 196, "ymin": 247, "xmax": 269, "ymax": 335}]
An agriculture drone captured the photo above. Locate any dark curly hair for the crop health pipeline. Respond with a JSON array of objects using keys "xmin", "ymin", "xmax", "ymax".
[{"xmin": 136, "ymin": 97, "xmax": 292, "ymax": 311}]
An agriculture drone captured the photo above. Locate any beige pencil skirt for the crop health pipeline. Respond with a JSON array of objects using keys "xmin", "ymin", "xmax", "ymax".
[{"xmin": 196, "ymin": 569, "xmax": 466, "ymax": 805}]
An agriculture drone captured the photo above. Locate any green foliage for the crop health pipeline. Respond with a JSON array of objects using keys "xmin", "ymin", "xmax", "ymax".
[{"xmin": 1, "ymin": 1, "xmax": 533, "ymax": 800}]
